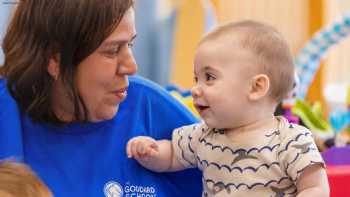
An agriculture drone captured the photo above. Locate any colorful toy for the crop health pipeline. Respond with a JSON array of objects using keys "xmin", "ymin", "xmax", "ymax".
[
  {"xmin": 292, "ymin": 99, "xmax": 332, "ymax": 133},
  {"xmin": 329, "ymin": 108, "xmax": 349, "ymax": 133},
  {"xmin": 170, "ymin": 91, "xmax": 199, "ymax": 118},
  {"xmin": 295, "ymin": 12, "xmax": 350, "ymax": 100},
  {"xmin": 347, "ymin": 85, "xmax": 350, "ymax": 133},
  {"xmin": 290, "ymin": 27, "xmax": 350, "ymax": 192},
  {"xmin": 291, "ymin": 99, "xmax": 334, "ymax": 150},
  {"xmin": 166, "ymin": 85, "xmax": 199, "ymax": 118},
  {"xmin": 283, "ymin": 12, "xmax": 350, "ymax": 150}
]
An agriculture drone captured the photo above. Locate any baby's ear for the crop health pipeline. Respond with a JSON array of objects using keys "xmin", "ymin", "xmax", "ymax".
[{"xmin": 248, "ymin": 74, "xmax": 270, "ymax": 101}]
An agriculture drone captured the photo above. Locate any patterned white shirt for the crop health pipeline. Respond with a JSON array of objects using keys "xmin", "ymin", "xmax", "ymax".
[{"xmin": 172, "ymin": 117, "xmax": 325, "ymax": 197}]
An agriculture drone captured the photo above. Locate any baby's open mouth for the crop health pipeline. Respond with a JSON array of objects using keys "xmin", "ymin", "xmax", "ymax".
[{"xmin": 195, "ymin": 104, "xmax": 210, "ymax": 112}]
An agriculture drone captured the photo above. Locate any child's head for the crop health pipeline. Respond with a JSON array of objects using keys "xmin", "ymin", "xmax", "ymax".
[
  {"xmin": 192, "ymin": 20, "xmax": 295, "ymax": 128},
  {"xmin": 0, "ymin": 160, "xmax": 52, "ymax": 197}
]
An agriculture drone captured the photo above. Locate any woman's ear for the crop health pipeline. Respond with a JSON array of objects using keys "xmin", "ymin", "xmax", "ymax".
[
  {"xmin": 47, "ymin": 54, "xmax": 60, "ymax": 80},
  {"xmin": 248, "ymin": 74, "xmax": 270, "ymax": 101}
]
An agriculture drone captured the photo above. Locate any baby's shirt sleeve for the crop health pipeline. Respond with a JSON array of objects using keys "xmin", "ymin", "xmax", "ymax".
[
  {"xmin": 172, "ymin": 123, "xmax": 205, "ymax": 168},
  {"xmin": 278, "ymin": 124, "xmax": 325, "ymax": 183}
]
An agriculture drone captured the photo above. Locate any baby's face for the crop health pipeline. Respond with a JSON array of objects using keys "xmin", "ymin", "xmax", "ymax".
[{"xmin": 192, "ymin": 41, "xmax": 258, "ymax": 129}]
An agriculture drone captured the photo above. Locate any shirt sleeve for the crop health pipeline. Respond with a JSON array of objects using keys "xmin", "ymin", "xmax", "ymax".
[
  {"xmin": 278, "ymin": 124, "xmax": 325, "ymax": 183},
  {"xmin": 172, "ymin": 123, "xmax": 204, "ymax": 168}
]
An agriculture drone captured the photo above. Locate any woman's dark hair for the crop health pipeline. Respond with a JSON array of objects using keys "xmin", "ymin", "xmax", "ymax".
[{"xmin": 0, "ymin": 0, "xmax": 134, "ymax": 124}]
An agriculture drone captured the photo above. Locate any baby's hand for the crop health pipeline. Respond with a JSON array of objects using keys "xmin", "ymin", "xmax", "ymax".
[
  {"xmin": 126, "ymin": 137, "xmax": 175, "ymax": 172},
  {"xmin": 126, "ymin": 136, "xmax": 159, "ymax": 160}
]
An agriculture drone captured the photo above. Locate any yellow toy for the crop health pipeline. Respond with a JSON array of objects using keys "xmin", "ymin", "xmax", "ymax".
[{"xmin": 170, "ymin": 91, "xmax": 199, "ymax": 118}]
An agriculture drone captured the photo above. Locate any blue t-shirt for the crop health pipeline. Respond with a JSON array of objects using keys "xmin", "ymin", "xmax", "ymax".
[{"xmin": 0, "ymin": 76, "xmax": 202, "ymax": 197}]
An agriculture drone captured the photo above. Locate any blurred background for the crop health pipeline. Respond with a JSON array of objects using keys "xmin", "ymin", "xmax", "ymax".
[{"xmin": 1, "ymin": 1, "xmax": 350, "ymax": 196}]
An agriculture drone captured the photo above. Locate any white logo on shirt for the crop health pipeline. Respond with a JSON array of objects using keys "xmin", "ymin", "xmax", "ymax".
[
  {"xmin": 104, "ymin": 181, "xmax": 157, "ymax": 197},
  {"xmin": 104, "ymin": 181, "xmax": 123, "ymax": 197}
]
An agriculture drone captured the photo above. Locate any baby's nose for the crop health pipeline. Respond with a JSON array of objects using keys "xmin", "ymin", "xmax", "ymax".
[{"xmin": 191, "ymin": 85, "xmax": 202, "ymax": 98}]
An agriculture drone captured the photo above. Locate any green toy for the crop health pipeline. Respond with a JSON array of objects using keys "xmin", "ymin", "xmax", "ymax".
[{"xmin": 292, "ymin": 99, "xmax": 333, "ymax": 133}]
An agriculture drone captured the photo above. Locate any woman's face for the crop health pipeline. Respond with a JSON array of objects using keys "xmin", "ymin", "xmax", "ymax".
[
  {"xmin": 52, "ymin": 8, "xmax": 137, "ymax": 122},
  {"xmin": 77, "ymin": 8, "xmax": 137, "ymax": 122}
]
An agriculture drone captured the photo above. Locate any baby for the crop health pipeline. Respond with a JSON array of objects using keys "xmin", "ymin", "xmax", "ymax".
[
  {"xmin": 0, "ymin": 160, "xmax": 52, "ymax": 197},
  {"xmin": 127, "ymin": 21, "xmax": 329, "ymax": 197}
]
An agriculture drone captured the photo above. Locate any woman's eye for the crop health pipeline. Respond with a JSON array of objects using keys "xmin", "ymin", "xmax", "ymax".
[
  {"xmin": 104, "ymin": 47, "xmax": 120, "ymax": 57},
  {"xmin": 194, "ymin": 76, "xmax": 198, "ymax": 83},
  {"xmin": 205, "ymin": 73, "xmax": 215, "ymax": 81}
]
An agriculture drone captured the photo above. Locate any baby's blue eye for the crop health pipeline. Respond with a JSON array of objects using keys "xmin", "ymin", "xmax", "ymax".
[{"xmin": 205, "ymin": 73, "xmax": 215, "ymax": 81}]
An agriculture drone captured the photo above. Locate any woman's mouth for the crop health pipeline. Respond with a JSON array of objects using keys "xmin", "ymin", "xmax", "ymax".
[{"xmin": 112, "ymin": 87, "xmax": 128, "ymax": 100}]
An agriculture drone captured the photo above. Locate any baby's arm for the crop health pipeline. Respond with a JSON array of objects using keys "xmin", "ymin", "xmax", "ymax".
[
  {"xmin": 296, "ymin": 164, "xmax": 330, "ymax": 197},
  {"xmin": 126, "ymin": 136, "xmax": 187, "ymax": 172}
]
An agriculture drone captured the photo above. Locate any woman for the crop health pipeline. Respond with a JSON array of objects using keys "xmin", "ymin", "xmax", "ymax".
[{"xmin": 0, "ymin": 0, "xmax": 201, "ymax": 196}]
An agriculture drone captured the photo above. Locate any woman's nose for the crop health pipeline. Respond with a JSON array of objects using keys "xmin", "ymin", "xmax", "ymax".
[{"xmin": 118, "ymin": 47, "xmax": 138, "ymax": 75}]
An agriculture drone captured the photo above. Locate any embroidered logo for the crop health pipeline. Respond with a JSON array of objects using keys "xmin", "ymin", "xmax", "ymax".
[
  {"xmin": 104, "ymin": 181, "xmax": 123, "ymax": 197},
  {"xmin": 104, "ymin": 181, "xmax": 157, "ymax": 197}
]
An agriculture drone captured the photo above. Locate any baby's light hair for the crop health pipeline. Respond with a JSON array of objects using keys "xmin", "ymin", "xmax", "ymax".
[
  {"xmin": 0, "ymin": 160, "xmax": 52, "ymax": 197},
  {"xmin": 199, "ymin": 20, "xmax": 295, "ymax": 102}
]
